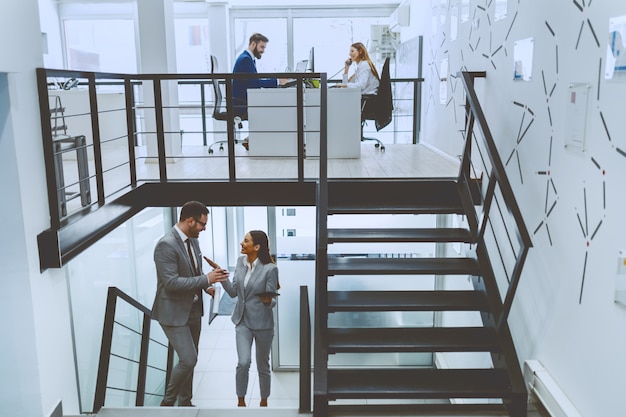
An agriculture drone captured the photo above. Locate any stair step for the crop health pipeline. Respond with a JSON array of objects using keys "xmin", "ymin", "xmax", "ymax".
[
  {"xmin": 328, "ymin": 402, "xmax": 510, "ymax": 416},
  {"xmin": 328, "ymin": 205, "xmax": 465, "ymax": 215},
  {"xmin": 327, "ymin": 368, "xmax": 517, "ymax": 400},
  {"xmin": 327, "ymin": 327, "xmax": 499, "ymax": 353},
  {"xmin": 328, "ymin": 257, "xmax": 480, "ymax": 275},
  {"xmin": 328, "ymin": 227, "xmax": 473, "ymax": 243},
  {"xmin": 328, "ymin": 290, "xmax": 489, "ymax": 312}
]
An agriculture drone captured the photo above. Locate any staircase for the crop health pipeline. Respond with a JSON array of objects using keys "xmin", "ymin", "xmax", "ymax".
[{"xmin": 313, "ymin": 179, "xmax": 528, "ymax": 416}]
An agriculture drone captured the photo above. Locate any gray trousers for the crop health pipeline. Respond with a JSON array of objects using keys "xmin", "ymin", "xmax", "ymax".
[
  {"xmin": 161, "ymin": 316, "xmax": 201, "ymax": 405},
  {"xmin": 235, "ymin": 323, "xmax": 274, "ymax": 399}
]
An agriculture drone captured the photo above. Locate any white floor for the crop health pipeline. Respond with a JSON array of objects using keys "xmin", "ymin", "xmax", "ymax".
[{"xmin": 190, "ymin": 314, "xmax": 304, "ymax": 410}]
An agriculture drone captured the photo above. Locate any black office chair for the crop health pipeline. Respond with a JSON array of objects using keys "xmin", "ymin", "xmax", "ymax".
[
  {"xmin": 361, "ymin": 57, "xmax": 392, "ymax": 151},
  {"xmin": 208, "ymin": 55, "xmax": 246, "ymax": 154}
]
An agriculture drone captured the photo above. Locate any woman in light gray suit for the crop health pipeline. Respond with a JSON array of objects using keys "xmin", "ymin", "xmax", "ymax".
[{"xmin": 220, "ymin": 230, "xmax": 279, "ymax": 407}]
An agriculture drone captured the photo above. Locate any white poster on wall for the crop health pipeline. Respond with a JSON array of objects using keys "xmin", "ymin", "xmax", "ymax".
[
  {"xmin": 513, "ymin": 37, "xmax": 534, "ymax": 81},
  {"xmin": 495, "ymin": 0, "xmax": 508, "ymax": 21},
  {"xmin": 605, "ymin": 15, "xmax": 626, "ymax": 79},
  {"xmin": 450, "ymin": 1, "xmax": 459, "ymax": 41},
  {"xmin": 564, "ymin": 83, "xmax": 590, "ymax": 151},
  {"xmin": 439, "ymin": 57, "xmax": 448, "ymax": 104}
]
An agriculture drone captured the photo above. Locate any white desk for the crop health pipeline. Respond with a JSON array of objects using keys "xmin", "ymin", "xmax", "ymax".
[{"xmin": 247, "ymin": 87, "xmax": 361, "ymax": 158}]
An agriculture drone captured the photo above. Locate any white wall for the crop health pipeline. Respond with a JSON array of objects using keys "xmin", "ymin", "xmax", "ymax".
[
  {"xmin": 38, "ymin": 0, "xmax": 64, "ymax": 69},
  {"xmin": 0, "ymin": 1, "xmax": 79, "ymax": 416},
  {"xmin": 402, "ymin": 1, "xmax": 626, "ymax": 415}
]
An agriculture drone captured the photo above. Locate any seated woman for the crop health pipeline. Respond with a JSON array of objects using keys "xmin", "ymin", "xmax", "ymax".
[{"xmin": 337, "ymin": 42, "xmax": 380, "ymax": 97}]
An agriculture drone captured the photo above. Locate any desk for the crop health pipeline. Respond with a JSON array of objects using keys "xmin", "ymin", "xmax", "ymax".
[{"xmin": 247, "ymin": 87, "xmax": 361, "ymax": 158}]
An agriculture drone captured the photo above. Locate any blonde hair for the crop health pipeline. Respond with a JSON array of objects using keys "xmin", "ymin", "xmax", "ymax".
[{"xmin": 351, "ymin": 42, "xmax": 380, "ymax": 79}]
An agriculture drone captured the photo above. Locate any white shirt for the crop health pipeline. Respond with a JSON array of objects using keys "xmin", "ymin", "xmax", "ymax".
[
  {"xmin": 342, "ymin": 60, "xmax": 380, "ymax": 95},
  {"xmin": 243, "ymin": 257, "xmax": 259, "ymax": 287}
]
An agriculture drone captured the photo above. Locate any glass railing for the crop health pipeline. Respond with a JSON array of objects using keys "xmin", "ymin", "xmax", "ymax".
[{"xmin": 93, "ymin": 286, "xmax": 170, "ymax": 412}]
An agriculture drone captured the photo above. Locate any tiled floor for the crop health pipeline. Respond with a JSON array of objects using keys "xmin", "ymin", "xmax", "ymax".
[{"xmin": 190, "ymin": 314, "xmax": 304, "ymax": 411}]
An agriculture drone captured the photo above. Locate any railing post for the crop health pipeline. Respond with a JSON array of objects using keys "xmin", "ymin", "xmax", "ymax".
[
  {"xmin": 88, "ymin": 73, "xmax": 105, "ymax": 205},
  {"xmin": 135, "ymin": 312, "xmax": 151, "ymax": 406},
  {"xmin": 93, "ymin": 287, "xmax": 118, "ymax": 413},
  {"xmin": 124, "ymin": 78, "xmax": 137, "ymax": 186},
  {"xmin": 299, "ymin": 286, "xmax": 311, "ymax": 412},
  {"xmin": 153, "ymin": 79, "xmax": 168, "ymax": 181},
  {"xmin": 200, "ymin": 82, "xmax": 208, "ymax": 146}
]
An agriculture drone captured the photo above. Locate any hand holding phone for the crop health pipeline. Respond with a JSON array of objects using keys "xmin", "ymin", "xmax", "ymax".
[{"xmin": 345, "ymin": 58, "xmax": 352, "ymax": 67}]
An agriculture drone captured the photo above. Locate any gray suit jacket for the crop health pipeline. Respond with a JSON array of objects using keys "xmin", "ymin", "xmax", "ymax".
[
  {"xmin": 152, "ymin": 227, "xmax": 209, "ymax": 326},
  {"xmin": 221, "ymin": 255, "xmax": 279, "ymax": 330}
]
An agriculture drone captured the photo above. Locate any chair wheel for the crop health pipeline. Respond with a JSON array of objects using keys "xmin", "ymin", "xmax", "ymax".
[
  {"xmin": 375, "ymin": 143, "xmax": 380, "ymax": 148},
  {"xmin": 208, "ymin": 149, "xmax": 213, "ymax": 154},
  {"xmin": 380, "ymin": 145, "xmax": 385, "ymax": 151},
  {"xmin": 219, "ymin": 145, "xmax": 224, "ymax": 151}
]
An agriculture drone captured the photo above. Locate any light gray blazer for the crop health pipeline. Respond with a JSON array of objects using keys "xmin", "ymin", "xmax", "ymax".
[
  {"xmin": 151, "ymin": 227, "xmax": 208, "ymax": 326},
  {"xmin": 221, "ymin": 255, "xmax": 279, "ymax": 330}
]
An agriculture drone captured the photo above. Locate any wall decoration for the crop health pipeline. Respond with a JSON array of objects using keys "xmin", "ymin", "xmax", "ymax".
[
  {"xmin": 450, "ymin": 1, "xmax": 459, "ymax": 41},
  {"xmin": 461, "ymin": 0, "xmax": 470, "ymax": 23},
  {"xmin": 440, "ymin": 57, "xmax": 449, "ymax": 104},
  {"xmin": 495, "ymin": 0, "xmax": 508, "ymax": 22},
  {"xmin": 532, "ymin": 21, "xmax": 560, "ymax": 247},
  {"xmin": 564, "ymin": 83, "xmax": 590, "ymax": 150},
  {"xmin": 605, "ymin": 15, "xmax": 626, "ymax": 79},
  {"xmin": 573, "ymin": 0, "xmax": 601, "ymax": 50},
  {"xmin": 504, "ymin": 101, "xmax": 535, "ymax": 185},
  {"xmin": 513, "ymin": 37, "xmax": 534, "ymax": 80}
]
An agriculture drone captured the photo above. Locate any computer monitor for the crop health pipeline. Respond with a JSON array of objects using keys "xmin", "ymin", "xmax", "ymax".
[
  {"xmin": 307, "ymin": 47, "xmax": 315, "ymax": 72},
  {"xmin": 295, "ymin": 60, "xmax": 308, "ymax": 72}
]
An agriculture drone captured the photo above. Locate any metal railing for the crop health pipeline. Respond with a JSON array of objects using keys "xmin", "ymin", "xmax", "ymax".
[
  {"xmin": 37, "ymin": 68, "xmax": 423, "ymax": 227},
  {"xmin": 93, "ymin": 286, "xmax": 170, "ymax": 413},
  {"xmin": 299, "ymin": 285, "xmax": 311, "ymax": 413},
  {"xmin": 457, "ymin": 71, "xmax": 533, "ymax": 329}
]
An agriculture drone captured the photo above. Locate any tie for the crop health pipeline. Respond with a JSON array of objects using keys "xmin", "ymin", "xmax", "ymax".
[
  {"xmin": 186, "ymin": 239, "xmax": 201, "ymax": 304},
  {"xmin": 186, "ymin": 239, "xmax": 198, "ymax": 275}
]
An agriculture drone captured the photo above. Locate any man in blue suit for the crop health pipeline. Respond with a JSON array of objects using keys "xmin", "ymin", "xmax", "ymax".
[{"xmin": 232, "ymin": 33, "xmax": 286, "ymax": 149}]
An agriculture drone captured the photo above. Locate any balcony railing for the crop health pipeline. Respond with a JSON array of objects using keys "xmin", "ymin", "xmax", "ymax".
[
  {"xmin": 36, "ymin": 68, "xmax": 423, "ymax": 227},
  {"xmin": 457, "ymin": 71, "xmax": 533, "ymax": 328}
]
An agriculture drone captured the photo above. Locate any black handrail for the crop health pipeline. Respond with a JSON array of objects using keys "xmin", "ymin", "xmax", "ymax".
[
  {"xmin": 458, "ymin": 71, "xmax": 533, "ymax": 329},
  {"xmin": 299, "ymin": 286, "xmax": 311, "ymax": 413},
  {"xmin": 93, "ymin": 286, "xmax": 168, "ymax": 413}
]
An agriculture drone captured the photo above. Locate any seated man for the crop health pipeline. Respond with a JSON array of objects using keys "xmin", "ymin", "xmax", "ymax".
[{"xmin": 232, "ymin": 33, "xmax": 287, "ymax": 149}]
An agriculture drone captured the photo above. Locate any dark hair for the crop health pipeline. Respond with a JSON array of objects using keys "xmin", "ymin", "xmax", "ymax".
[
  {"xmin": 249, "ymin": 230, "xmax": 274, "ymax": 265},
  {"xmin": 179, "ymin": 201, "xmax": 209, "ymax": 222},
  {"xmin": 249, "ymin": 33, "xmax": 269, "ymax": 45}
]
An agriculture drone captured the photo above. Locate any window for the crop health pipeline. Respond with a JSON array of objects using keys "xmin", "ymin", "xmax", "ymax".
[
  {"xmin": 63, "ymin": 19, "xmax": 137, "ymax": 73},
  {"xmin": 233, "ymin": 18, "xmax": 288, "ymax": 73},
  {"xmin": 293, "ymin": 17, "xmax": 389, "ymax": 76},
  {"xmin": 175, "ymin": 18, "xmax": 211, "ymax": 73}
]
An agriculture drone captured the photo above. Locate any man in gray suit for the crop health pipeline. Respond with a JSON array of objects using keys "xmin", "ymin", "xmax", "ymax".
[{"xmin": 152, "ymin": 201, "xmax": 229, "ymax": 406}]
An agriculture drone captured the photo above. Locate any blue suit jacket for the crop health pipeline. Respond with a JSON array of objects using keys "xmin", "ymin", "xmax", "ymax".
[{"xmin": 232, "ymin": 50, "xmax": 278, "ymax": 118}]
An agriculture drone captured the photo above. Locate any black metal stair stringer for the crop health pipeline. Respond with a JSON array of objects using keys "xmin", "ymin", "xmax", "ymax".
[{"xmin": 314, "ymin": 177, "xmax": 528, "ymax": 417}]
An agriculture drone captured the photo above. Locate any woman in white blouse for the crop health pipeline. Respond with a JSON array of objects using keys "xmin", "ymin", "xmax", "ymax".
[{"xmin": 338, "ymin": 42, "xmax": 380, "ymax": 95}]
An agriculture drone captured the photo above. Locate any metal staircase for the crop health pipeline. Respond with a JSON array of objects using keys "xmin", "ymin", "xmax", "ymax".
[{"xmin": 313, "ymin": 72, "xmax": 532, "ymax": 416}]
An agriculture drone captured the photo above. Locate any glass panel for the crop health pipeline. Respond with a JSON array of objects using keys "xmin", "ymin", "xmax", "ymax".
[
  {"xmin": 145, "ymin": 322, "xmax": 168, "ymax": 404},
  {"xmin": 67, "ymin": 207, "xmax": 168, "ymax": 413},
  {"xmin": 106, "ymin": 354, "xmax": 139, "ymax": 407},
  {"xmin": 63, "ymin": 19, "xmax": 137, "ymax": 73}
]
